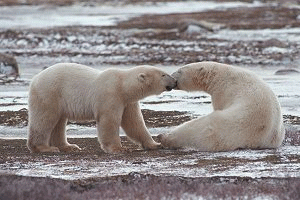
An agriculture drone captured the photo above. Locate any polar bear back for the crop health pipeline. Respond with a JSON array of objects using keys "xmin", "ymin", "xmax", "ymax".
[
  {"xmin": 195, "ymin": 63, "xmax": 274, "ymax": 110},
  {"xmin": 29, "ymin": 63, "xmax": 116, "ymax": 121},
  {"xmin": 200, "ymin": 62, "xmax": 283, "ymax": 148},
  {"xmin": 31, "ymin": 63, "xmax": 100, "ymax": 98}
]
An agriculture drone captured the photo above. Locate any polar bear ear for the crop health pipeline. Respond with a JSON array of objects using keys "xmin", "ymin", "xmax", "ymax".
[
  {"xmin": 138, "ymin": 73, "xmax": 147, "ymax": 82},
  {"xmin": 198, "ymin": 67, "xmax": 204, "ymax": 73}
]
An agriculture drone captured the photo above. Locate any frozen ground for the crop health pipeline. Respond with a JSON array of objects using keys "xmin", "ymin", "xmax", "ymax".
[
  {"xmin": 0, "ymin": 1, "xmax": 264, "ymax": 29},
  {"xmin": 0, "ymin": 0, "xmax": 300, "ymax": 199},
  {"xmin": 1, "ymin": 136, "xmax": 299, "ymax": 199},
  {"xmin": 1, "ymin": 141, "xmax": 299, "ymax": 180}
]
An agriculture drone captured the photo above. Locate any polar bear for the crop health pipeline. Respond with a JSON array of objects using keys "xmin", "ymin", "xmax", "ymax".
[
  {"xmin": 27, "ymin": 63, "xmax": 176, "ymax": 153},
  {"xmin": 159, "ymin": 62, "xmax": 285, "ymax": 151}
]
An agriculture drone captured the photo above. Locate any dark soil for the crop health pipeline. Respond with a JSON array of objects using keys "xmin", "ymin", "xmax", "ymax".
[
  {"xmin": 1, "ymin": 132, "xmax": 299, "ymax": 163},
  {"xmin": 116, "ymin": 6, "xmax": 300, "ymax": 30},
  {"xmin": 0, "ymin": 137, "xmax": 300, "ymax": 200},
  {"xmin": 1, "ymin": 173, "xmax": 299, "ymax": 200},
  {"xmin": 1, "ymin": 108, "xmax": 299, "ymax": 128},
  {"xmin": 0, "ymin": 108, "xmax": 192, "ymax": 128}
]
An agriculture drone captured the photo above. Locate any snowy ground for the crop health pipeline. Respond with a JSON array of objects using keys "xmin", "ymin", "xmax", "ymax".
[{"xmin": 0, "ymin": 1, "xmax": 264, "ymax": 29}]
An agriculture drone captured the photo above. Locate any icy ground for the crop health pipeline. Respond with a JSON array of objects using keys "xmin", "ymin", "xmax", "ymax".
[
  {"xmin": 0, "ymin": 144, "xmax": 298, "ymax": 180},
  {"xmin": 0, "ymin": 1, "xmax": 264, "ymax": 29}
]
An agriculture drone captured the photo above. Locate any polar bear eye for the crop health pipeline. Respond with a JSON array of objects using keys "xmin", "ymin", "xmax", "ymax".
[{"xmin": 162, "ymin": 74, "xmax": 166, "ymax": 77}]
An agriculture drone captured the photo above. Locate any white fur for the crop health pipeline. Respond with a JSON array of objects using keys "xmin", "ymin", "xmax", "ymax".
[
  {"xmin": 160, "ymin": 62, "xmax": 285, "ymax": 151},
  {"xmin": 27, "ymin": 63, "xmax": 176, "ymax": 153}
]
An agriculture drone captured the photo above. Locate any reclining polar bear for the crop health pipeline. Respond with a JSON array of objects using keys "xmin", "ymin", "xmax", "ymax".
[
  {"xmin": 159, "ymin": 62, "xmax": 285, "ymax": 151},
  {"xmin": 27, "ymin": 63, "xmax": 176, "ymax": 153}
]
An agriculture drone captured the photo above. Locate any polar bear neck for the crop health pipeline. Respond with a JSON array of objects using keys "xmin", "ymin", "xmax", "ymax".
[
  {"xmin": 197, "ymin": 64, "xmax": 242, "ymax": 95},
  {"xmin": 202, "ymin": 64, "xmax": 261, "ymax": 110},
  {"xmin": 195, "ymin": 65, "xmax": 220, "ymax": 94}
]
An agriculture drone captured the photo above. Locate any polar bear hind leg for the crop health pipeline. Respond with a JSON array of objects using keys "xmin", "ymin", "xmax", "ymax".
[
  {"xmin": 160, "ymin": 111, "xmax": 239, "ymax": 151},
  {"xmin": 27, "ymin": 113, "xmax": 60, "ymax": 153}
]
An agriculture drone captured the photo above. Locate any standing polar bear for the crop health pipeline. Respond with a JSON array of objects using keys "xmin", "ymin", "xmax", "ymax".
[
  {"xmin": 27, "ymin": 63, "xmax": 176, "ymax": 153},
  {"xmin": 159, "ymin": 62, "xmax": 285, "ymax": 151}
]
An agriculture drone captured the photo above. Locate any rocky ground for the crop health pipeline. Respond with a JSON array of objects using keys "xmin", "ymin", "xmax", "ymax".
[
  {"xmin": 1, "ymin": 171, "xmax": 299, "ymax": 199},
  {"xmin": 1, "ymin": 136, "xmax": 300, "ymax": 200},
  {"xmin": 1, "ymin": 1, "xmax": 300, "ymax": 67},
  {"xmin": 1, "ymin": 0, "xmax": 300, "ymax": 199}
]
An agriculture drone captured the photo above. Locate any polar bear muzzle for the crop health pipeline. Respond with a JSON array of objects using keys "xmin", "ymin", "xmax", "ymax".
[
  {"xmin": 164, "ymin": 74, "xmax": 177, "ymax": 91},
  {"xmin": 171, "ymin": 70, "xmax": 182, "ymax": 90}
]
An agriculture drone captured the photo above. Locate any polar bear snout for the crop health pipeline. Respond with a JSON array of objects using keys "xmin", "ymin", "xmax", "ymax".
[
  {"xmin": 166, "ymin": 81, "xmax": 177, "ymax": 91},
  {"xmin": 157, "ymin": 134, "xmax": 167, "ymax": 146},
  {"xmin": 171, "ymin": 70, "xmax": 182, "ymax": 89},
  {"xmin": 164, "ymin": 74, "xmax": 177, "ymax": 91}
]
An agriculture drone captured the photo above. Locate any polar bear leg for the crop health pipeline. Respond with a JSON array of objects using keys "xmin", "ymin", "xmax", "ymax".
[
  {"xmin": 27, "ymin": 114, "xmax": 60, "ymax": 153},
  {"xmin": 160, "ymin": 112, "xmax": 235, "ymax": 151},
  {"xmin": 121, "ymin": 102, "xmax": 161, "ymax": 150},
  {"xmin": 97, "ymin": 110, "xmax": 125, "ymax": 153},
  {"xmin": 49, "ymin": 117, "xmax": 81, "ymax": 152}
]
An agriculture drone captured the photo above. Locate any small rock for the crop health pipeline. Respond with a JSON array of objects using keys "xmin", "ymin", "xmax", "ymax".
[
  {"xmin": 178, "ymin": 19, "xmax": 225, "ymax": 33},
  {"xmin": 0, "ymin": 53, "xmax": 19, "ymax": 79},
  {"xmin": 228, "ymin": 55, "xmax": 237, "ymax": 63},
  {"xmin": 263, "ymin": 47, "xmax": 289, "ymax": 54},
  {"xmin": 81, "ymin": 42, "xmax": 91, "ymax": 49},
  {"xmin": 67, "ymin": 36, "xmax": 77, "ymax": 42},
  {"xmin": 275, "ymin": 68, "xmax": 300, "ymax": 75},
  {"xmin": 185, "ymin": 24, "xmax": 203, "ymax": 33},
  {"xmin": 54, "ymin": 33, "xmax": 62, "ymax": 40},
  {"xmin": 257, "ymin": 38, "xmax": 288, "ymax": 48},
  {"xmin": 16, "ymin": 39, "xmax": 28, "ymax": 46}
]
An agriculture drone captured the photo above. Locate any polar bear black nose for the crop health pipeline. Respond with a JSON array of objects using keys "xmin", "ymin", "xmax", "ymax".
[
  {"xmin": 166, "ymin": 86, "xmax": 172, "ymax": 91},
  {"xmin": 166, "ymin": 80, "xmax": 177, "ymax": 91}
]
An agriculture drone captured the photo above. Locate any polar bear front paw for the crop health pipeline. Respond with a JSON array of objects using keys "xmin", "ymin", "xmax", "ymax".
[
  {"xmin": 142, "ymin": 141, "xmax": 162, "ymax": 150},
  {"xmin": 58, "ymin": 144, "xmax": 81, "ymax": 152},
  {"xmin": 102, "ymin": 145, "xmax": 129, "ymax": 154},
  {"xmin": 157, "ymin": 134, "xmax": 177, "ymax": 149},
  {"xmin": 35, "ymin": 145, "xmax": 60, "ymax": 153}
]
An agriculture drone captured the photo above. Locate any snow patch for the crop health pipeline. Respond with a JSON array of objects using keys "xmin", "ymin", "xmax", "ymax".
[
  {"xmin": 209, "ymin": 28, "xmax": 300, "ymax": 43},
  {"xmin": 0, "ymin": 1, "xmax": 264, "ymax": 29}
]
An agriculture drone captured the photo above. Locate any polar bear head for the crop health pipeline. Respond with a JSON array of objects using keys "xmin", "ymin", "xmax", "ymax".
[
  {"xmin": 136, "ymin": 65, "xmax": 177, "ymax": 93},
  {"xmin": 171, "ymin": 62, "xmax": 219, "ymax": 92},
  {"xmin": 123, "ymin": 65, "xmax": 177, "ymax": 99}
]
